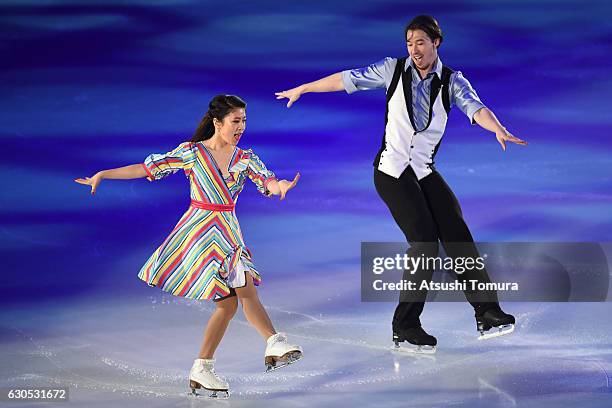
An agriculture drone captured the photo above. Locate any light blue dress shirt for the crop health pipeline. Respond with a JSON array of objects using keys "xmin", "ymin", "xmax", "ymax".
[{"xmin": 341, "ymin": 57, "xmax": 486, "ymax": 130}]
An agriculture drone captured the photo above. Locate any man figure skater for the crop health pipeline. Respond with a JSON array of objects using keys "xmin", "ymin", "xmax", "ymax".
[{"xmin": 275, "ymin": 15, "xmax": 526, "ymax": 352}]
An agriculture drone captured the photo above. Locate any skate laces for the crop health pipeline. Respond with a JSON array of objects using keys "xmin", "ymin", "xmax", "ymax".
[
  {"xmin": 268, "ymin": 333, "xmax": 287, "ymax": 346},
  {"xmin": 196, "ymin": 360, "xmax": 218, "ymax": 375},
  {"xmin": 201, "ymin": 363, "xmax": 223, "ymax": 382},
  {"xmin": 209, "ymin": 368, "xmax": 222, "ymax": 381}
]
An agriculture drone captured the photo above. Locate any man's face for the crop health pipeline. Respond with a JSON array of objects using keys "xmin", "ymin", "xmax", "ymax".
[{"xmin": 406, "ymin": 29, "xmax": 440, "ymax": 71}]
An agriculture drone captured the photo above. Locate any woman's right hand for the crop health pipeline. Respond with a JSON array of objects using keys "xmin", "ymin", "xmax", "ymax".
[
  {"xmin": 74, "ymin": 172, "xmax": 103, "ymax": 195},
  {"xmin": 275, "ymin": 85, "xmax": 305, "ymax": 108}
]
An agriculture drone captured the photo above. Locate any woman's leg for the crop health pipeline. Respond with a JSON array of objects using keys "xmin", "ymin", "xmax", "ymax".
[
  {"xmin": 235, "ymin": 273, "xmax": 276, "ymax": 340},
  {"xmin": 198, "ymin": 295, "xmax": 238, "ymax": 359}
]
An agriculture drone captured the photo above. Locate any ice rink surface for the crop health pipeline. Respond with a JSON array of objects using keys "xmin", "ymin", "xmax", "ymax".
[{"xmin": 2, "ymin": 272, "xmax": 611, "ymax": 407}]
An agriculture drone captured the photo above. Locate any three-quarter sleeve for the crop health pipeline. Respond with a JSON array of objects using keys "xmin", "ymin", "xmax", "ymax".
[
  {"xmin": 341, "ymin": 57, "xmax": 396, "ymax": 94},
  {"xmin": 450, "ymin": 71, "xmax": 486, "ymax": 125},
  {"xmin": 142, "ymin": 142, "xmax": 196, "ymax": 181},
  {"xmin": 245, "ymin": 149, "xmax": 276, "ymax": 197}
]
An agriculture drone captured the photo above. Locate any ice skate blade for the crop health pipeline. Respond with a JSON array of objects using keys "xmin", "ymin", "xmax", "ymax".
[
  {"xmin": 188, "ymin": 380, "xmax": 230, "ymax": 399},
  {"xmin": 391, "ymin": 342, "xmax": 437, "ymax": 355},
  {"xmin": 477, "ymin": 324, "xmax": 515, "ymax": 341},
  {"xmin": 265, "ymin": 351, "xmax": 303, "ymax": 373},
  {"xmin": 188, "ymin": 388, "xmax": 230, "ymax": 399}
]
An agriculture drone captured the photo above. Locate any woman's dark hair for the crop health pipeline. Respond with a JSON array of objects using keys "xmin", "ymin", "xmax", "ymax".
[
  {"xmin": 404, "ymin": 15, "xmax": 443, "ymax": 48},
  {"xmin": 191, "ymin": 94, "xmax": 247, "ymax": 142}
]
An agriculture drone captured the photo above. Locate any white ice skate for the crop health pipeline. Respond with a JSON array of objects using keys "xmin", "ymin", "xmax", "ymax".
[
  {"xmin": 188, "ymin": 358, "xmax": 229, "ymax": 399},
  {"xmin": 264, "ymin": 332, "xmax": 303, "ymax": 372}
]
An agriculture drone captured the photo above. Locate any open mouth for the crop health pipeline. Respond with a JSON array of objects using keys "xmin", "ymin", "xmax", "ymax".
[{"xmin": 414, "ymin": 55, "xmax": 423, "ymax": 63}]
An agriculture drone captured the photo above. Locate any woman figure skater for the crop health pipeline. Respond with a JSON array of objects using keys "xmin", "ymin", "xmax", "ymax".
[{"xmin": 75, "ymin": 94, "xmax": 302, "ymax": 398}]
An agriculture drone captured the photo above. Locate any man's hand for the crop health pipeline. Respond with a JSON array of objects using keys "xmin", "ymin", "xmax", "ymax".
[
  {"xmin": 275, "ymin": 86, "xmax": 305, "ymax": 108},
  {"xmin": 496, "ymin": 129, "xmax": 528, "ymax": 151}
]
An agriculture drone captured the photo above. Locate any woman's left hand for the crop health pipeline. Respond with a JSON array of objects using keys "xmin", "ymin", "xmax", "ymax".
[
  {"xmin": 278, "ymin": 173, "xmax": 300, "ymax": 200},
  {"xmin": 496, "ymin": 129, "xmax": 528, "ymax": 151}
]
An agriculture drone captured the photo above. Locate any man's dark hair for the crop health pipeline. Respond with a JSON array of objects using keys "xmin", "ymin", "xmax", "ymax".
[{"xmin": 404, "ymin": 15, "xmax": 443, "ymax": 48}]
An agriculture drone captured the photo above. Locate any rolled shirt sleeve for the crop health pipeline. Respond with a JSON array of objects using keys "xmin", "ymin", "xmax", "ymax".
[
  {"xmin": 450, "ymin": 71, "xmax": 486, "ymax": 124},
  {"xmin": 341, "ymin": 57, "xmax": 396, "ymax": 94}
]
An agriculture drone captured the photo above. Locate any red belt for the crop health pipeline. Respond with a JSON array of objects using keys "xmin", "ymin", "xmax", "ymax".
[{"xmin": 190, "ymin": 200, "xmax": 235, "ymax": 212}]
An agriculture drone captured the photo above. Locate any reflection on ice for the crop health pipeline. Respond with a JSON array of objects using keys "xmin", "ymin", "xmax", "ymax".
[{"xmin": 2, "ymin": 287, "xmax": 611, "ymax": 407}]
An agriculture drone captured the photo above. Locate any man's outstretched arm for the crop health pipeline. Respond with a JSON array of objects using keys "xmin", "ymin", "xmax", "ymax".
[
  {"xmin": 452, "ymin": 71, "xmax": 528, "ymax": 151},
  {"xmin": 275, "ymin": 57, "xmax": 395, "ymax": 108},
  {"xmin": 275, "ymin": 73, "xmax": 344, "ymax": 108},
  {"xmin": 473, "ymin": 108, "xmax": 528, "ymax": 151}
]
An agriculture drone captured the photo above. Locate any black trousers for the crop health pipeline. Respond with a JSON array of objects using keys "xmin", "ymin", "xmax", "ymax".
[{"xmin": 374, "ymin": 166, "xmax": 500, "ymax": 331}]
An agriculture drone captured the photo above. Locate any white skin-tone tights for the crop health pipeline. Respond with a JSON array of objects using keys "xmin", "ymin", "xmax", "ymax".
[{"xmin": 198, "ymin": 273, "xmax": 276, "ymax": 359}]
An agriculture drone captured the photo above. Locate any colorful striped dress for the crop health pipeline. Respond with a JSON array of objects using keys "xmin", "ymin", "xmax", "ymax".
[{"xmin": 138, "ymin": 141, "xmax": 276, "ymax": 301}]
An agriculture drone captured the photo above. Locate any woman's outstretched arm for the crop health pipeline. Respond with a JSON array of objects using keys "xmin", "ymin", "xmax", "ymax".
[{"xmin": 74, "ymin": 164, "xmax": 148, "ymax": 195}]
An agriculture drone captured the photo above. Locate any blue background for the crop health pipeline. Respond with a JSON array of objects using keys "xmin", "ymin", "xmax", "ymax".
[
  {"xmin": 2, "ymin": 2, "xmax": 612, "ymax": 407},
  {"xmin": 2, "ymin": 0, "xmax": 611, "ymax": 302}
]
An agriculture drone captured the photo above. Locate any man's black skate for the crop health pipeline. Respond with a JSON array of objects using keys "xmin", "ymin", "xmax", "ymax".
[
  {"xmin": 476, "ymin": 309, "xmax": 515, "ymax": 340},
  {"xmin": 392, "ymin": 326, "xmax": 437, "ymax": 354}
]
